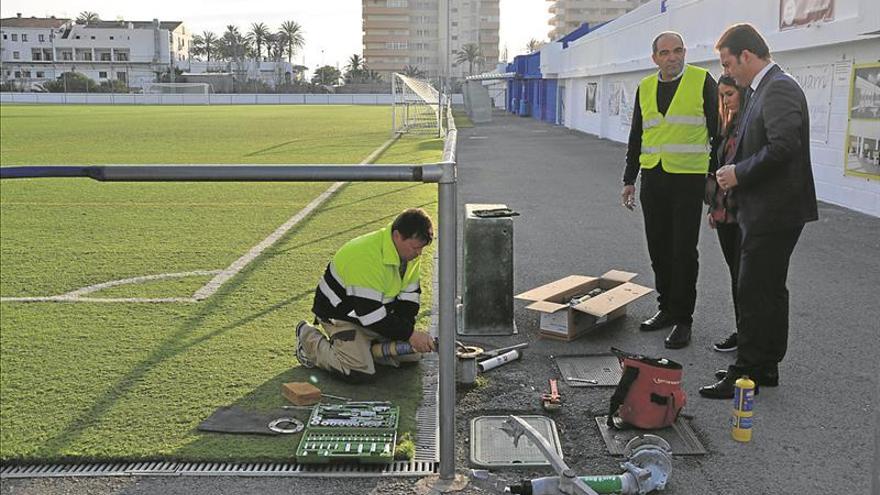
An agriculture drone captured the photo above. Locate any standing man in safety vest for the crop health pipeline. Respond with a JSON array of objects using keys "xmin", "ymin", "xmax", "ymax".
[
  {"xmin": 295, "ymin": 208, "xmax": 436, "ymax": 382},
  {"xmin": 620, "ymin": 31, "xmax": 718, "ymax": 349}
]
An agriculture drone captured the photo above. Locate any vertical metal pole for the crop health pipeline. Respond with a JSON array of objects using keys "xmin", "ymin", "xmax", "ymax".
[
  {"xmin": 438, "ymin": 160, "xmax": 457, "ymax": 480},
  {"xmin": 391, "ymin": 74, "xmax": 396, "ymax": 136}
]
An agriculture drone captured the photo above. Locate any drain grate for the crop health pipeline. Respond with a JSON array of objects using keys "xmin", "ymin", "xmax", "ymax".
[
  {"xmin": 555, "ymin": 354, "xmax": 621, "ymax": 387},
  {"xmin": 595, "ymin": 416, "xmax": 708, "ymax": 456},
  {"xmin": 0, "ymin": 460, "xmax": 438, "ymax": 479}
]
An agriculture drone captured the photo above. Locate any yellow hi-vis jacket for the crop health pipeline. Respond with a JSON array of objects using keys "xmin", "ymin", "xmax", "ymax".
[
  {"xmin": 311, "ymin": 224, "xmax": 421, "ymax": 340},
  {"xmin": 638, "ymin": 65, "xmax": 710, "ymax": 174}
]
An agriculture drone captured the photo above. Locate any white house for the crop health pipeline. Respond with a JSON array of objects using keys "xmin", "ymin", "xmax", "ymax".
[{"xmin": 0, "ymin": 13, "xmax": 190, "ymax": 89}]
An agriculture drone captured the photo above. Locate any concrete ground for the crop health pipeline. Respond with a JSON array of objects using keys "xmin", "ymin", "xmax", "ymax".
[{"xmin": 3, "ymin": 112, "xmax": 878, "ymax": 494}]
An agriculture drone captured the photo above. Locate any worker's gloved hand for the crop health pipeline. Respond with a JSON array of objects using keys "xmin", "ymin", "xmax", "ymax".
[{"xmin": 408, "ymin": 331, "xmax": 435, "ymax": 353}]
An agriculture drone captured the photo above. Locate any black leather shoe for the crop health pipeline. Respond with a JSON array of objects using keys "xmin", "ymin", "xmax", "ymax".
[
  {"xmin": 640, "ymin": 310, "xmax": 674, "ymax": 331},
  {"xmin": 664, "ymin": 323, "xmax": 692, "ymax": 349},
  {"xmin": 699, "ymin": 375, "xmax": 759, "ymax": 399},
  {"xmin": 715, "ymin": 368, "xmax": 779, "ymax": 387}
]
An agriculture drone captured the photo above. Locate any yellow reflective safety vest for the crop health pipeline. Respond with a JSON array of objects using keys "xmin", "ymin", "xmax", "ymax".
[
  {"xmin": 312, "ymin": 224, "xmax": 421, "ymax": 340},
  {"xmin": 638, "ymin": 65, "xmax": 710, "ymax": 174}
]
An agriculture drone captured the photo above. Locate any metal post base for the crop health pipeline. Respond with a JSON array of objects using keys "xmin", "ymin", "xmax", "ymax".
[{"xmin": 414, "ymin": 473, "xmax": 470, "ymax": 494}]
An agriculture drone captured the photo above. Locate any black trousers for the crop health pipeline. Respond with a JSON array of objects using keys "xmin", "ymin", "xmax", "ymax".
[
  {"xmin": 715, "ymin": 222, "xmax": 742, "ymax": 323},
  {"xmin": 735, "ymin": 225, "xmax": 803, "ymax": 372},
  {"xmin": 639, "ymin": 168, "xmax": 705, "ymax": 324}
]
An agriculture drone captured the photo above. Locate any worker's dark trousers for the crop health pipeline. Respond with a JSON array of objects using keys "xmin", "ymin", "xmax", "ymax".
[{"xmin": 639, "ymin": 167, "xmax": 705, "ymax": 325}]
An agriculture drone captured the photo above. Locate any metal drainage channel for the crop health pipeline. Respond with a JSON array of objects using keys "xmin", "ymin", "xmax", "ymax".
[{"xmin": 1, "ymin": 355, "xmax": 439, "ymax": 480}]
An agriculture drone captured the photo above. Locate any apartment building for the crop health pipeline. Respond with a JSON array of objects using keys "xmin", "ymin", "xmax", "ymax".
[
  {"xmin": 547, "ymin": 0, "xmax": 651, "ymax": 40},
  {"xmin": 362, "ymin": 0, "xmax": 500, "ymax": 82},
  {"xmin": 0, "ymin": 13, "xmax": 190, "ymax": 89}
]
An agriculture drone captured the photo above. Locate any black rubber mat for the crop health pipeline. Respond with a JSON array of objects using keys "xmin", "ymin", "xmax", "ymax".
[
  {"xmin": 555, "ymin": 354, "xmax": 621, "ymax": 387},
  {"xmin": 470, "ymin": 415, "xmax": 562, "ymax": 467},
  {"xmin": 595, "ymin": 415, "xmax": 708, "ymax": 456}
]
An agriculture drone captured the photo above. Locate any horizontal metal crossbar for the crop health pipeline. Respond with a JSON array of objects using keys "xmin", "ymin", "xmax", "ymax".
[{"xmin": 0, "ymin": 164, "xmax": 446, "ymax": 183}]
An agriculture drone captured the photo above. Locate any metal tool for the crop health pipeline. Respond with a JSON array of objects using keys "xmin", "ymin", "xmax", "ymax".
[
  {"xmin": 566, "ymin": 377, "xmax": 599, "ymax": 384},
  {"xmin": 321, "ymin": 392, "xmax": 351, "ymax": 402},
  {"xmin": 541, "ymin": 379, "xmax": 562, "ymax": 411},
  {"xmin": 481, "ymin": 342, "xmax": 529, "ymax": 358}
]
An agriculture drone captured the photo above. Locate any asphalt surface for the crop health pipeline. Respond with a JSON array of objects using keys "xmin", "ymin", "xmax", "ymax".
[{"xmin": 3, "ymin": 112, "xmax": 878, "ymax": 494}]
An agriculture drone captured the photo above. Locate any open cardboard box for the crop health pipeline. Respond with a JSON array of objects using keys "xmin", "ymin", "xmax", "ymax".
[{"xmin": 515, "ymin": 270, "xmax": 653, "ymax": 341}]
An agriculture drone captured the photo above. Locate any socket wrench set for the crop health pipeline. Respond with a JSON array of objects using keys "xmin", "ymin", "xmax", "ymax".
[{"xmin": 295, "ymin": 402, "xmax": 399, "ymax": 464}]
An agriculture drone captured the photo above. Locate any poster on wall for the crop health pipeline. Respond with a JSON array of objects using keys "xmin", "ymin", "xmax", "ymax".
[
  {"xmin": 619, "ymin": 83, "xmax": 636, "ymax": 130},
  {"xmin": 787, "ymin": 64, "xmax": 832, "ymax": 143},
  {"xmin": 844, "ymin": 63, "xmax": 880, "ymax": 180},
  {"xmin": 585, "ymin": 82, "xmax": 597, "ymax": 112},
  {"xmin": 609, "ymin": 82, "xmax": 622, "ymax": 116},
  {"xmin": 779, "ymin": 0, "xmax": 833, "ymax": 30}
]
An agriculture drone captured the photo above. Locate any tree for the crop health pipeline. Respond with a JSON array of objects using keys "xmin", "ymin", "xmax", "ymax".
[
  {"xmin": 526, "ymin": 38, "xmax": 545, "ymax": 53},
  {"xmin": 249, "ymin": 22, "xmax": 270, "ymax": 61},
  {"xmin": 311, "ymin": 65, "xmax": 341, "ymax": 86},
  {"xmin": 343, "ymin": 54, "xmax": 367, "ymax": 84},
  {"xmin": 455, "ymin": 43, "xmax": 482, "ymax": 76},
  {"xmin": 42, "ymin": 72, "xmax": 99, "ymax": 92},
  {"xmin": 402, "ymin": 65, "xmax": 426, "ymax": 79},
  {"xmin": 76, "ymin": 11, "xmax": 100, "ymax": 25},
  {"xmin": 219, "ymin": 25, "xmax": 251, "ymax": 72},
  {"xmin": 201, "ymin": 31, "xmax": 218, "ymax": 63},
  {"xmin": 278, "ymin": 20, "xmax": 305, "ymax": 64}
]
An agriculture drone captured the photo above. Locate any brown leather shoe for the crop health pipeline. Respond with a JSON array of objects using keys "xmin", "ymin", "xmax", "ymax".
[{"xmin": 640, "ymin": 310, "xmax": 674, "ymax": 331}]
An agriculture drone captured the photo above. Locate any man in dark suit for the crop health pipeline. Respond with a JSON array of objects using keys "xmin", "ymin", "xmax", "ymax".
[{"xmin": 700, "ymin": 23, "xmax": 818, "ymax": 399}]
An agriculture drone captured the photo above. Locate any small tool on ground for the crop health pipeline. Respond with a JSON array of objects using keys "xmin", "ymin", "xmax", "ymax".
[
  {"xmin": 567, "ymin": 377, "xmax": 599, "ymax": 384},
  {"xmin": 541, "ymin": 379, "xmax": 562, "ymax": 411}
]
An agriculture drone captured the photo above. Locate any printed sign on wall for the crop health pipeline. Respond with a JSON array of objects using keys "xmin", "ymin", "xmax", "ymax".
[
  {"xmin": 787, "ymin": 64, "xmax": 832, "ymax": 143},
  {"xmin": 844, "ymin": 63, "xmax": 880, "ymax": 180},
  {"xmin": 780, "ymin": 0, "xmax": 834, "ymax": 30},
  {"xmin": 585, "ymin": 82, "xmax": 598, "ymax": 113}
]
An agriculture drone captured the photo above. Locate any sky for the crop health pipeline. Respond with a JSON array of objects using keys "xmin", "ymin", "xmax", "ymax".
[{"xmin": 0, "ymin": 0, "xmax": 551, "ymax": 73}]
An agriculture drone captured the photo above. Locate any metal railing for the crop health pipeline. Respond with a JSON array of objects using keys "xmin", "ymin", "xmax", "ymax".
[{"xmin": 0, "ymin": 100, "xmax": 460, "ymax": 481}]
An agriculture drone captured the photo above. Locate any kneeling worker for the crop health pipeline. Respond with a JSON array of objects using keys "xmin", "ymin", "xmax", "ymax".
[{"xmin": 296, "ymin": 208, "xmax": 436, "ymax": 382}]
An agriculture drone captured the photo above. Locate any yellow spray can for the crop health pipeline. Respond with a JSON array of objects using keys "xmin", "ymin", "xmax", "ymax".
[{"xmin": 731, "ymin": 375, "xmax": 755, "ymax": 442}]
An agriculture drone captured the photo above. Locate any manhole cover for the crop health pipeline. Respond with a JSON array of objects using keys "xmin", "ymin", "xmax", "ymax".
[
  {"xmin": 470, "ymin": 416, "xmax": 562, "ymax": 467},
  {"xmin": 555, "ymin": 354, "xmax": 621, "ymax": 387},
  {"xmin": 595, "ymin": 416, "xmax": 708, "ymax": 456}
]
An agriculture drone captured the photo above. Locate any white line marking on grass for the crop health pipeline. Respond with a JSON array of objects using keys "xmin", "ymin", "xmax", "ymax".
[
  {"xmin": 191, "ymin": 133, "xmax": 400, "ymax": 301},
  {"xmin": 1, "ymin": 134, "xmax": 402, "ymax": 304},
  {"xmin": 0, "ymin": 270, "xmax": 220, "ymax": 303}
]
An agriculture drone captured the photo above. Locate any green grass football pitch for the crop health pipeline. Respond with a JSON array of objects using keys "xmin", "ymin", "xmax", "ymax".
[{"xmin": 0, "ymin": 104, "xmax": 443, "ymax": 463}]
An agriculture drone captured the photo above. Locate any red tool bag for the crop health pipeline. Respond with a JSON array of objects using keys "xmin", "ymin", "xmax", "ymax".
[{"xmin": 607, "ymin": 348, "xmax": 687, "ymax": 430}]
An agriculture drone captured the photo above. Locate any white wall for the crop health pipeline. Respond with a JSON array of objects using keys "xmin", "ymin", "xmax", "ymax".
[
  {"xmin": 0, "ymin": 92, "xmax": 466, "ymax": 105},
  {"xmin": 544, "ymin": 0, "xmax": 880, "ymax": 216}
]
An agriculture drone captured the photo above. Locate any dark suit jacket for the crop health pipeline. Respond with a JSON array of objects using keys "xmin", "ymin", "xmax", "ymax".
[{"xmin": 733, "ymin": 64, "xmax": 818, "ymax": 235}]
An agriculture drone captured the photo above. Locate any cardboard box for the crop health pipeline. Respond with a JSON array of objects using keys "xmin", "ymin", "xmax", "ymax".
[{"xmin": 515, "ymin": 270, "xmax": 653, "ymax": 341}]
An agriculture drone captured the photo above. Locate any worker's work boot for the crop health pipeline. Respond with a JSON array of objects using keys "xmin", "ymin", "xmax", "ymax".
[{"xmin": 295, "ymin": 320, "xmax": 317, "ymax": 368}]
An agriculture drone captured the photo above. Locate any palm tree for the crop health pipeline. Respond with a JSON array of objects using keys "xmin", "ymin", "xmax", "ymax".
[
  {"xmin": 76, "ymin": 11, "xmax": 100, "ymax": 25},
  {"xmin": 278, "ymin": 21, "xmax": 305, "ymax": 64},
  {"xmin": 344, "ymin": 54, "xmax": 367, "ymax": 84},
  {"xmin": 526, "ymin": 38, "xmax": 545, "ymax": 53},
  {"xmin": 346, "ymin": 54, "xmax": 364, "ymax": 74},
  {"xmin": 402, "ymin": 65, "xmax": 426, "ymax": 79},
  {"xmin": 455, "ymin": 43, "xmax": 482, "ymax": 76},
  {"xmin": 201, "ymin": 31, "xmax": 218, "ymax": 63},
  {"xmin": 249, "ymin": 22, "xmax": 270, "ymax": 61}
]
